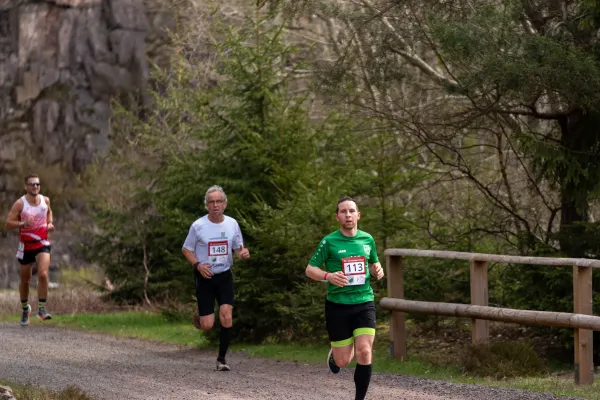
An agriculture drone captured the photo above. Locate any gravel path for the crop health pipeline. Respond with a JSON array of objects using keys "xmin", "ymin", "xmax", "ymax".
[{"xmin": 0, "ymin": 323, "xmax": 582, "ymax": 400}]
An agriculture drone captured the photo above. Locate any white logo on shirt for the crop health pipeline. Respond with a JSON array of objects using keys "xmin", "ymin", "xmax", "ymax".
[{"xmin": 363, "ymin": 245, "xmax": 371, "ymax": 256}]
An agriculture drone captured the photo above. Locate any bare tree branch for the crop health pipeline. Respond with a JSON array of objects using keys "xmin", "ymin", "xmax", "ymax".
[{"xmin": 357, "ymin": 0, "xmax": 460, "ymax": 89}]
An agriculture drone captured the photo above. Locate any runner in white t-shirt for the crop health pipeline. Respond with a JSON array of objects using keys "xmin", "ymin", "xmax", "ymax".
[{"xmin": 182, "ymin": 185, "xmax": 250, "ymax": 371}]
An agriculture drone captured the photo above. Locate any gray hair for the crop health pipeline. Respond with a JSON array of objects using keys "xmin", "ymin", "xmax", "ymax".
[{"xmin": 204, "ymin": 185, "xmax": 228, "ymax": 206}]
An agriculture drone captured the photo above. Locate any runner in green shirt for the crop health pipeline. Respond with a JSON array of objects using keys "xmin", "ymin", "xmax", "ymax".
[{"xmin": 306, "ymin": 196, "xmax": 384, "ymax": 400}]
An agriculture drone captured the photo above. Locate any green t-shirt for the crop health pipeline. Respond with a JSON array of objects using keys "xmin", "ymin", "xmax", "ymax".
[{"xmin": 309, "ymin": 229, "xmax": 379, "ymax": 305}]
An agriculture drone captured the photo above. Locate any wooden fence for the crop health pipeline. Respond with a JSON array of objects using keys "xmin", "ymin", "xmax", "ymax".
[{"xmin": 381, "ymin": 249, "xmax": 600, "ymax": 385}]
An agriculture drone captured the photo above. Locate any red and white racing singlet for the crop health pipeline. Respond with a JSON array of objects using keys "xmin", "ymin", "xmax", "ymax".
[{"xmin": 17, "ymin": 195, "xmax": 50, "ymax": 256}]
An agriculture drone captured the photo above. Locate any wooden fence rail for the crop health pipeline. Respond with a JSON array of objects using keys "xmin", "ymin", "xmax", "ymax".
[
  {"xmin": 380, "ymin": 298, "xmax": 600, "ymax": 330},
  {"xmin": 381, "ymin": 249, "xmax": 597, "ymax": 385}
]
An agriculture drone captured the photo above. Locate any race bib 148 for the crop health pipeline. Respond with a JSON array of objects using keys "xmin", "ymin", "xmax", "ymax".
[{"xmin": 208, "ymin": 241, "xmax": 228, "ymax": 256}]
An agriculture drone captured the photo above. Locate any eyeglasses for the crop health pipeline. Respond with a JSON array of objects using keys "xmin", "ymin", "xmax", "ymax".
[
  {"xmin": 207, "ymin": 200, "xmax": 224, "ymax": 205},
  {"xmin": 27, "ymin": 183, "xmax": 40, "ymax": 187}
]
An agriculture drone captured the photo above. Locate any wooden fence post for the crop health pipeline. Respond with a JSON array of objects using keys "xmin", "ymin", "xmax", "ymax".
[
  {"xmin": 387, "ymin": 254, "xmax": 406, "ymax": 360},
  {"xmin": 573, "ymin": 265, "xmax": 594, "ymax": 385},
  {"xmin": 470, "ymin": 260, "xmax": 489, "ymax": 344}
]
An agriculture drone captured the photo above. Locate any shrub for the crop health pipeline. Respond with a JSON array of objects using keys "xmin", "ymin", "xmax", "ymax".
[{"xmin": 458, "ymin": 341, "xmax": 547, "ymax": 379}]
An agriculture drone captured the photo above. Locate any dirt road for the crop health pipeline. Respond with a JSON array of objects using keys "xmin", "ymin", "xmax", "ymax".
[{"xmin": 0, "ymin": 323, "xmax": 581, "ymax": 399}]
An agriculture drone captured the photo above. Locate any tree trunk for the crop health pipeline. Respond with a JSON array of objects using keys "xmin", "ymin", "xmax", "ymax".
[{"xmin": 558, "ymin": 111, "xmax": 594, "ymax": 257}]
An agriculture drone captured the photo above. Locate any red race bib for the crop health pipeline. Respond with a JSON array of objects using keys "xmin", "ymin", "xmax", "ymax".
[
  {"xmin": 341, "ymin": 256, "xmax": 367, "ymax": 286},
  {"xmin": 208, "ymin": 241, "xmax": 228, "ymax": 256}
]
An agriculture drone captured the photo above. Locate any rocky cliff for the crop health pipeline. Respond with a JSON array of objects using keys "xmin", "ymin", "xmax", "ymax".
[{"xmin": 0, "ymin": 0, "xmax": 173, "ymax": 287}]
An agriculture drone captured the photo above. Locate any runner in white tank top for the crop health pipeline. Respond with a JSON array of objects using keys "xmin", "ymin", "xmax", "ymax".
[
  {"xmin": 4, "ymin": 174, "xmax": 55, "ymax": 326},
  {"xmin": 18, "ymin": 194, "xmax": 51, "ymax": 255},
  {"xmin": 182, "ymin": 185, "xmax": 250, "ymax": 371}
]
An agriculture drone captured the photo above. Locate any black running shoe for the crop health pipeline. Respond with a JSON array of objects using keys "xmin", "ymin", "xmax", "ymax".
[{"xmin": 327, "ymin": 348, "xmax": 340, "ymax": 374}]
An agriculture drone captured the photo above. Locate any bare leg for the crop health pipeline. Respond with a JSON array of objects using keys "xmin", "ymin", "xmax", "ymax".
[
  {"xmin": 35, "ymin": 252, "xmax": 50, "ymax": 301},
  {"xmin": 19, "ymin": 264, "xmax": 33, "ymax": 303},
  {"xmin": 218, "ymin": 304, "xmax": 233, "ymax": 328},
  {"xmin": 18, "ymin": 264, "xmax": 33, "ymax": 325},
  {"xmin": 354, "ymin": 335, "xmax": 375, "ymax": 400},
  {"xmin": 199, "ymin": 313, "xmax": 215, "ymax": 331},
  {"xmin": 332, "ymin": 343, "xmax": 355, "ymax": 368},
  {"xmin": 354, "ymin": 334, "xmax": 374, "ymax": 365},
  {"xmin": 217, "ymin": 304, "xmax": 233, "ymax": 369}
]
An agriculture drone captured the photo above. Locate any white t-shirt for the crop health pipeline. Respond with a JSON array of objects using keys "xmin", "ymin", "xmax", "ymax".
[{"xmin": 182, "ymin": 215, "xmax": 244, "ymax": 274}]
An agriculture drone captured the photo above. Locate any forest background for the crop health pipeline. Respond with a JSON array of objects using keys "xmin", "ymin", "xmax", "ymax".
[{"xmin": 35, "ymin": 0, "xmax": 600, "ymax": 366}]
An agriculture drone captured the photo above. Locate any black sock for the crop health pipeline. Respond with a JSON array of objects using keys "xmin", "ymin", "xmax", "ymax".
[
  {"xmin": 38, "ymin": 298, "xmax": 46, "ymax": 309},
  {"xmin": 21, "ymin": 300, "xmax": 28, "ymax": 310},
  {"xmin": 218, "ymin": 326, "xmax": 231, "ymax": 361},
  {"xmin": 354, "ymin": 363, "xmax": 372, "ymax": 400}
]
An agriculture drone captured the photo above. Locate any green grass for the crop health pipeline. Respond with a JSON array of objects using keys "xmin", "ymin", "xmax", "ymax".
[
  {"xmin": 0, "ymin": 381, "xmax": 94, "ymax": 400},
  {"xmin": 6, "ymin": 311, "xmax": 600, "ymax": 399},
  {"xmin": 238, "ymin": 341, "xmax": 459, "ymax": 379},
  {"xmin": 48, "ymin": 312, "xmax": 208, "ymax": 347}
]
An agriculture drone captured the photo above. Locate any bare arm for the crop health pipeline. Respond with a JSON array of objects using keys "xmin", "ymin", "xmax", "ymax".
[
  {"xmin": 4, "ymin": 199, "xmax": 24, "ymax": 230},
  {"xmin": 305, "ymin": 265, "xmax": 348, "ymax": 287},
  {"xmin": 45, "ymin": 196, "xmax": 55, "ymax": 232},
  {"xmin": 306, "ymin": 264, "xmax": 328, "ymax": 281},
  {"xmin": 182, "ymin": 247, "xmax": 199, "ymax": 266},
  {"xmin": 369, "ymin": 262, "xmax": 384, "ymax": 280},
  {"xmin": 183, "ymin": 247, "xmax": 213, "ymax": 278}
]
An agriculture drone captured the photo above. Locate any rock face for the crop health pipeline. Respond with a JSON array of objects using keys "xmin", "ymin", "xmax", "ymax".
[
  {"xmin": 0, "ymin": 0, "xmax": 148, "ymax": 184},
  {"xmin": 0, "ymin": 0, "xmax": 174, "ymax": 288}
]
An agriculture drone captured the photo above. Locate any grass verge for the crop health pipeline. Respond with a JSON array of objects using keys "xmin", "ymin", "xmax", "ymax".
[
  {"xmin": 46, "ymin": 311, "xmax": 207, "ymax": 347},
  {"xmin": 0, "ymin": 381, "xmax": 94, "ymax": 400}
]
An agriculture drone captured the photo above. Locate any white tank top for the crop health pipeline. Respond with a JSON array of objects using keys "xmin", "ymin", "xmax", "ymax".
[{"xmin": 17, "ymin": 195, "xmax": 50, "ymax": 256}]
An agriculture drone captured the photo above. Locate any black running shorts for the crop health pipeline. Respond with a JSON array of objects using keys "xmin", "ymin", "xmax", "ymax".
[
  {"xmin": 194, "ymin": 268, "xmax": 234, "ymax": 316},
  {"xmin": 18, "ymin": 246, "xmax": 51, "ymax": 266},
  {"xmin": 325, "ymin": 300, "xmax": 376, "ymax": 347}
]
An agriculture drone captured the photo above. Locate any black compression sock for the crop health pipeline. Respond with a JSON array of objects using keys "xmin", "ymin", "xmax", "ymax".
[
  {"xmin": 218, "ymin": 326, "xmax": 231, "ymax": 361},
  {"xmin": 354, "ymin": 363, "xmax": 372, "ymax": 400}
]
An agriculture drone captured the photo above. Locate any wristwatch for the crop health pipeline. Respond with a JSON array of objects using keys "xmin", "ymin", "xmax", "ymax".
[{"xmin": 193, "ymin": 261, "xmax": 200, "ymax": 270}]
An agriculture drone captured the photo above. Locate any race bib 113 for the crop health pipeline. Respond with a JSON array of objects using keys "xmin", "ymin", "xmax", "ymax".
[{"xmin": 342, "ymin": 256, "xmax": 367, "ymax": 286}]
